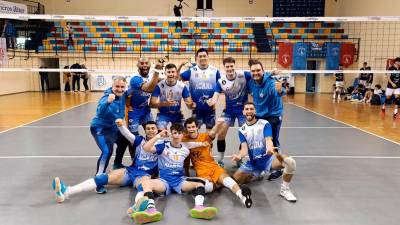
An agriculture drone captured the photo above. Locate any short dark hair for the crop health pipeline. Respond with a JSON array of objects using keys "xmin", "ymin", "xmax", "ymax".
[
  {"xmin": 142, "ymin": 121, "xmax": 157, "ymax": 129},
  {"xmin": 394, "ymin": 57, "xmax": 400, "ymax": 62},
  {"xmin": 165, "ymin": 63, "xmax": 177, "ymax": 70},
  {"xmin": 184, "ymin": 117, "xmax": 198, "ymax": 128},
  {"xmin": 363, "ymin": 62, "xmax": 368, "ymax": 64},
  {"xmin": 339, "ymin": 64, "xmax": 343, "ymax": 67},
  {"xmin": 170, "ymin": 123, "xmax": 184, "ymax": 132},
  {"xmin": 375, "ymin": 84, "xmax": 381, "ymax": 89},
  {"xmin": 243, "ymin": 102, "xmax": 256, "ymax": 109},
  {"xmin": 249, "ymin": 60, "xmax": 264, "ymax": 71},
  {"xmin": 223, "ymin": 57, "xmax": 236, "ymax": 65},
  {"xmin": 196, "ymin": 48, "xmax": 208, "ymax": 57},
  {"xmin": 248, "ymin": 59, "xmax": 257, "ymax": 66}
]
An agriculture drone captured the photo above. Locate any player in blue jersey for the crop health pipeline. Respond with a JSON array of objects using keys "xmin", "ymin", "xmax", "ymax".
[
  {"xmin": 150, "ymin": 63, "xmax": 195, "ymax": 130},
  {"xmin": 127, "ymin": 58, "xmax": 162, "ymax": 134},
  {"xmin": 52, "ymin": 120, "xmax": 160, "ymax": 206},
  {"xmin": 206, "ymin": 57, "xmax": 252, "ymax": 166},
  {"xmin": 129, "ymin": 124, "xmax": 218, "ymax": 224},
  {"xmin": 180, "ymin": 48, "xmax": 220, "ymax": 130},
  {"xmin": 90, "ymin": 76, "xmax": 127, "ymax": 194},
  {"xmin": 232, "ymin": 102, "xmax": 297, "ymax": 202}
]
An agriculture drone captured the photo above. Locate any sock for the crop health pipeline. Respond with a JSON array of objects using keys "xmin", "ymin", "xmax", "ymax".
[
  {"xmin": 65, "ymin": 178, "xmax": 96, "ymax": 197},
  {"xmin": 219, "ymin": 152, "xmax": 225, "ymax": 161},
  {"xmin": 135, "ymin": 191, "xmax": 144, "ymax": 204},
  {"xmin": 281, "ymin": 181, "xmax": 290, "ymax": 189},
  {"xmin": 217, "ymin": 140, "xmax": 226, "ymax": 161},
  {"xmin": 195, "ymin": 195, "xmax": 204, "ymax": 206},
  {"xmin": 394, "ymin": 108, "xmax": 398, "ymax": 114},
  {"xmin": 235, "ymin": 189, "xmax": 246, "ymax": 203},
  {"xmin": 382, "ymin": 104, "xmax": 386, "ymax": 109},
  {"xmin": 147, "ymin": 199, "xmax": 155, "ymax": 209}
]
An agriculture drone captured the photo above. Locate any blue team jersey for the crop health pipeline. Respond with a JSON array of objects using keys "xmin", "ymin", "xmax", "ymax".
[
  {"xmin": 155, "ymin": 141, "xmax": 190, "ymax": 180},
  {"xmin": 238, "ymin": 119, "xmax": 273, "ymax": 167},
  {"xmin": 247, "ymin": 72, "xmax": 285, "ymax": 118},
  {"xmin": 181, "ymin": 65, "xmax": 220, "ymax": 112},
  {"xmin": 128, "ymin": 74, "xmax": 153, "ymax": 110},
  {"xmin": 151, "ymin": 80, "xmax": 190, "ymax": 114},
  {"xmin": 216, "ymin": 70, "xmax": 251, "ymax": 113},
  {"xmin": 131, "ymin": 136, "xmax": 160, "ymax": 173},
  {"xmin": 91, "ymin": 88, "xmax": 126, "ymax": 131}
]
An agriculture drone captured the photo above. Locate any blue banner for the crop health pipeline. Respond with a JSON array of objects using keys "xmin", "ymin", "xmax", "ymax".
[
  {"xmin": 292, "ymin": 42, "xmax": 308, "ymax": 70},
  {"xmin": 325, "ymin": 42, "xmax": 341, "ymax": 70}
]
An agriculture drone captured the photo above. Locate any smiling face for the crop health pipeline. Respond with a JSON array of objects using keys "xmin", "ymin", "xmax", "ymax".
[
  {"xmin": 144, "ymin": 123, "xmax": 158, "ymax": 139},
  {"xmin": 112, "ymin": 79, "xmax": 126, "ymax": 97},
  {"xmin": 243, "ymin": 103, "xmax": 256, "ymax": 122},
  {"xmin": 196, "ymin": 51, "xmax": 209, "ymax": 69},
  {"xmin": 185, "ymin": 121, "xmax": 199, "ymax": 139},
  {"xmin": 137, "ymin": 58, "xmax": 150, "ymax": 76},
  {"xmin": 165, "ymin": 67, "xmax": 177, "ymax": 85},
  {"xmin": 224, "ymin": 62, "xmax": 235, "ymax": 78},
  {"xmin": 250, "ymin": 64, "xmax": 264, "ymax": 84}
]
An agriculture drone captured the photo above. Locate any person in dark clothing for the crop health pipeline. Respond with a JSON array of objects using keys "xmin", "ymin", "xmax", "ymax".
[
  {"xmin": 63, "ymin": 65, "xmax": 71, "ymax": 92},
  {"xmin": 174, "ymin": 1, "xmax": 183, "ymax": 30},
  {"xmin": 2, "ymin": 20, "xmax": 16, "ymax": 49},
  {"xmin": 81, "ymin": 64, "xmax": 89, "ymax": 92},
  {"xmin": 70, "ymin": 62, "xmax": 82, "ymax": 92},
  {"xmin": 39, "ymin": 66, "xmax": 50, "ymax": 92}
]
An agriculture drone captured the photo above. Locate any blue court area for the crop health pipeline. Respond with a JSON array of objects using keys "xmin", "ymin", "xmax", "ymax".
[{"xmin": 0, "ymin": 102, "xmax": 399, "ymax": 225}]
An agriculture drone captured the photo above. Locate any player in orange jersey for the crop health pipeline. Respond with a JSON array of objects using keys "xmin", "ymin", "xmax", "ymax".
[{"xmin": 182, "ymin": 117, "xmax": 252, "ymax": 208}]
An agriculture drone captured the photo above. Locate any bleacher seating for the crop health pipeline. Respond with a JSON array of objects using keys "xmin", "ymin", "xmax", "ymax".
[{"xmin": 39, "ymin": 21, "xmax": 349, "ymax": 54}]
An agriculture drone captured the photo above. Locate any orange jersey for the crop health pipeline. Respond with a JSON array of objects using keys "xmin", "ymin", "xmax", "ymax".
[{"xmin": 182, "ymin": 133, "xmax": 225, "ymax": 183}]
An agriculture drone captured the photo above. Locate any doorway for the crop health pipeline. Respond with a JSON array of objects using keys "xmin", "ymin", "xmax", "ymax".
[{"xmin": 39, "ymin": 58, "xmax": 60, "ymax": 91}]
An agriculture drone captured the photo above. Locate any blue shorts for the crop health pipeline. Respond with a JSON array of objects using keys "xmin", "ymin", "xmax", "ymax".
[
  {"xmin": 128, "ymin": 108, "xmax": 154, "ymax": 133},
  {"xmin": 192, "ymin": 110, "xmax": 215, "ymax": 129},
  {"xmin": 222, "ymin": 110, "xmax": 246, "ymax": 127},
  {"xmin": 239, "ymin": 155, "xmax": 275, "ymax": 177},
  {"xmin": 159, "ymin": 176, "xmax": 187, "ymax": 195},
  {"xmin": 123, "ymin": 167, "xmax": 153, "ymax": 188},
  {"xmin": 156, "ymin": 113, "xmax": 184, "ymax": 130}
]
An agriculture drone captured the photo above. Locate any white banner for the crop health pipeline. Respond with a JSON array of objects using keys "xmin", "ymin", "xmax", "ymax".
[
  {"xmin": 90, "ymin": 74, "xmax": 132, "ymax": 91},
  {"xmin": 0, "ymin": 38, "xmax": 7, "ymax": 66},
  {"xmin": 0, "ymin": 0, "xmax": 27, "ymax": 14}
]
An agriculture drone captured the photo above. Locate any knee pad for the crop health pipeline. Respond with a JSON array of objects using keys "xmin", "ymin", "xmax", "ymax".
[
  {"xmin": 94, "ymin": 173, "xmax": 109, "ymax": 187},
  {"xmin": 222, "ymin": 177, "xmax": 237, "ymax": 190},
  {"xmin": 193, "ymin": 186, "xmax": 205, "ymax": 196},
  {"xmin": 283, "ymin": 157, "xmax": 296, "ymax": 175},
  {"xmin": 186, "ymin": 177, "xmax": 206, "ymax": 185},
  {"xmin": 204, "ymin": 180, "xmax": 214, "ymax": 193},
  {"xmin": 217, "ymin": 140, "xmax": 226, "ymax": 153},
  {"xmin": 144, "ymin": 191, "xmax": 155, "ymax": 199}
]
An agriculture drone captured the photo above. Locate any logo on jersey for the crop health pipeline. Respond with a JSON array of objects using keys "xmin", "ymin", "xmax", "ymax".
[{"xmin": 222, "ymin": 79, "xmax": 226, "ymax": 85}]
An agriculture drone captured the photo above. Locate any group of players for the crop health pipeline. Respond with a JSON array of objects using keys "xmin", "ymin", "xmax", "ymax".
[
  {"xmin": 333, "ymin": 58, "xmax": 400, "ymax": 119},
  {"xmin": 52, "ymin": 48, "xmax": 297, "ymax": 224}
]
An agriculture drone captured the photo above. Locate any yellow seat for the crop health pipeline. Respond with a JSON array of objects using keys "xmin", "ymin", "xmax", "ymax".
[
  {"xmin": 90, "ymin": 27, "xmax": 96, "ymax": 33},
  {"xmin": 112, "ymin": 22, "xmax": 118, "ymax": 27},
  {"xmin": 134, "ymin": 46, "xmax": 141, "ymax": 51},
  {"xmin": 315, "ymin": 23, "xmax": 322, "ymax": 28},
  {"xmin": 290, "ymin": 23, "xmax": 296, "ymax": 28}
]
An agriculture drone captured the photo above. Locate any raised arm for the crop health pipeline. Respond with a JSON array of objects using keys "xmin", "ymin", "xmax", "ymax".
[
  {"xmin": 141, "ymin": 62, "xmax": 163, "ymax": 92},
  {"xmin": 208, "ymin": 117, "xmax": 225, "ymax": 140},
  {"xmin": 143, "ymin": 130, "xmax": 168, "ymax": 153},
  {"xmin": 115, "ymin": 119, "xmax": 136, "ymax": 145}
]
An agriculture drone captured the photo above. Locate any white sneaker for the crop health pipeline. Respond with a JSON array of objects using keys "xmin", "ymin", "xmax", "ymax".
[
  {"xmin": 332, "ymin": 94, "xmax": 336, "ymax": 99},
  {"xmin": 280, "ymin": 187, "xmax": 297, "ymax": 202}
]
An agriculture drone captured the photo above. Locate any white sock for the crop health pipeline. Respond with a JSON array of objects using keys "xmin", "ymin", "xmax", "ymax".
[
  {"xmin": 194, "ymin": 195, "xmax": 204, "ymax": 206},
  {"xmin": 219, "ymin": 152, "xmax": 224, "ymax": 161},
  {"xmin": 281, "ymin": 181, "xmax": 290, "ymax": 189},
  {"xmin": 135, "ymin": 191, "xmax": 144, "ymax": 204},
  {"xmin": 395, "ymin": 108, "xmax": 398, "ymax": 114},
  {"xmin": 235, "ymin": 189, "xmax": 246, "ymax": 203},
  {"xmin": 147, "ymin": 199, "xmax": 155, "ymax": 209},
  {"xmin": 65, "ymin": 178, "xmax": 96, "ymax": 197}
]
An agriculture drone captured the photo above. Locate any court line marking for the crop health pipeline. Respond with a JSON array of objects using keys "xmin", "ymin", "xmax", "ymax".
[
  {"xmin": 289, "ymin": 102, "xmax": 400, "ymax": 146},
  {"xmin": 20, "ymin": 125, "xmax": 354, "ymax": 129},
  {"xmin": 1, "ymin": 155, "xmax": 400, "ymax": 159},
  {"xmin": 0, "ymin": 102, "xmax": 94, "ymax": 135}
]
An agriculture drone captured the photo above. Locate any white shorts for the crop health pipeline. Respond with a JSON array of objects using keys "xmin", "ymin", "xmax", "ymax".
[
  {"xmin": 335, "ymin": 81, "xmax": 344, "ymax": 88},
  {"xmin": 359, "ymin": 80, "xmax": 367, "ymax": 86},
  {"xmin": 385, "ymin": 88, "xmax": 400, "ymax": 96}
]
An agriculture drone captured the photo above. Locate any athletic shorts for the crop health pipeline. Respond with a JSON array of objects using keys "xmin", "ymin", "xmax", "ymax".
[
  {"xmin": 196, "ymin": 164, "xmax": 226, "ymax": 184},
  {"xmin": 385, "ymin": 88, "xmax": 400, "ymax": 96},
  {"xmin": 128, "ymin": 108, "xmax": 154, "ymax": 133},
  {"xmin": 222, "ymin": 110, "xmax": 246, "ymax": 127},
  {"xmin": 335, "ymin": 81, "xmax": 344, "ymax": 88},
  {"xmin": 192, "ymin": 110, "xmax": 215, "ymax": 129},
  {"xmin": 159, "ymin": 176, "xmax": 187, "ymax": 195},
  {"xmin": 238, "ymin": 155, "xmax": 276, "ymax": 177},
  {"xmin": 124, "ymin": 167, "xmax": 153, "ymax": 188},
  {"xmin": 156, "ymin": 113, "xmax": 184, "ymax": 130}
]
